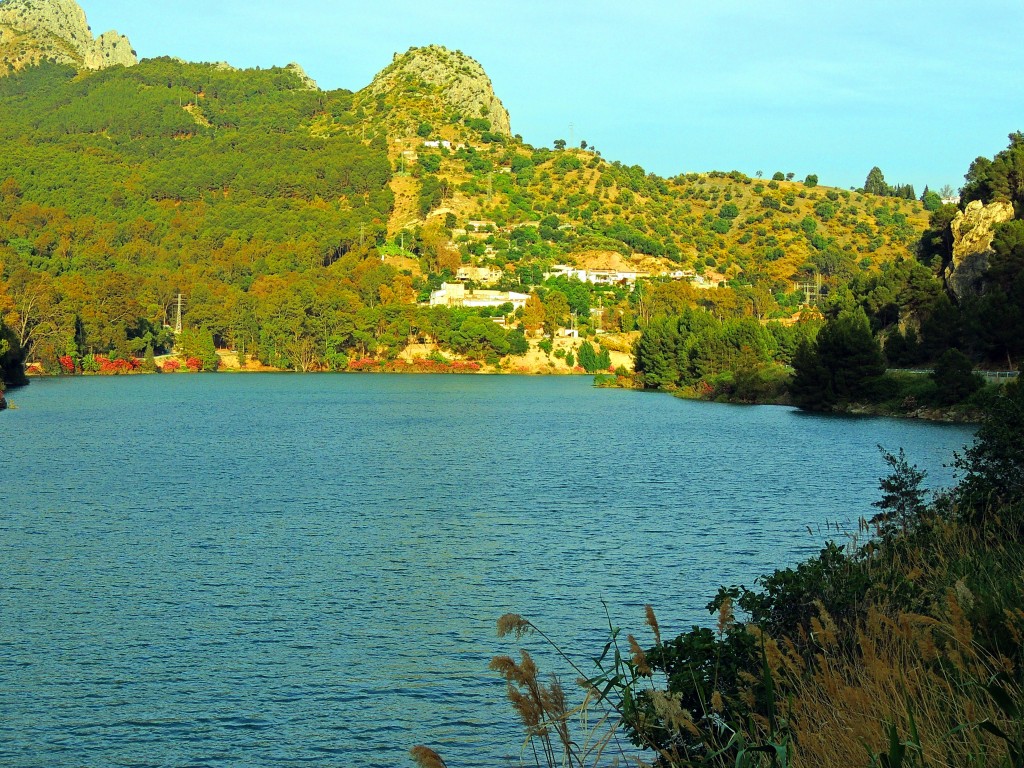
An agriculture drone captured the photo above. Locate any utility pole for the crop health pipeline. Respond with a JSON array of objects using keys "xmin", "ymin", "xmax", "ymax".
[
  {"xmin": 174, "ymin": 294, "xmax": 183, "ymax": 335},
  {"xmin": 569, "ymin": 122, "xmax": 575, "ymax": 148}
]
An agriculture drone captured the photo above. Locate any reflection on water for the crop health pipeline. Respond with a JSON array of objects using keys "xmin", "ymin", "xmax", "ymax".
[{"xmin": 1, "ymin": 375, "xmax": 974, "ymax": 767}]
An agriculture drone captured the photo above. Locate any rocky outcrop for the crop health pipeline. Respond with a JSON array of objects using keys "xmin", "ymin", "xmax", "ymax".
[
  {"xmin": 364, "ymin": 45, "xmax": 511, "ymax": 136},
  {"xmin": 285, "ymin": 62, "xmax": 318, "ymax": 91},
  {"xmin": 0, "ymin": 0, "xmax": 137, "ymax": 74},
  {"xmin": 945, "ymin": 199, "xmax": 1015, "ymax": 299}
]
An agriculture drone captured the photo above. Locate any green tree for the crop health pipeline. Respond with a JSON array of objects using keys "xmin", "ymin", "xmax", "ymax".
[
  {"xmin": 178, "ymin": 327, "xmax": 219, "ymax": 371},
  {"xmin": 930, "ymin": 348, "xmax": 983, "ymax": 405},
  {"xmin": 864, "ymin": 166, "xmax": 889, "ymax": 196},
  {"xmin": 961, "ymin": 131, "xmax": 1024, "ymax": 210},
  {"xmin": 507, "ymin": 327, "xmax": 528, "ymax": 355},
  {"xmin": 803, "ymin": 173, "xmax": 819, "ymax": 188},
  {"xmin": 920, "ymin": 186, "xmax": 942, "ymax": 212},
  {"xmin": 578, "ymin": 341, "xmax": 598, "ymax": 372},
  {"xmin": 142, "ymin": 343, "xmax": 157, "ymax": 373},
  {"xmin": 790, "ymin": 308, "xmax": 885, "ymax": 408},
  {"xmin": 870, "ymin": 448, "xmax": 928, "ymax": 534},
  {"xmin": 955, "ymin": 379, "xmax": 1024, "ymax": 525}
]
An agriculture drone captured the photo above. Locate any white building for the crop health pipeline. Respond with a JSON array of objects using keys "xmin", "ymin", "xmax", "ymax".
[
  {"xmin": 429, "ymin": 283, "xmax": 530, "ymax": 310},
  {"xmin": 545, "ymin": 265, "xmax": 649, "ymax": 286}
]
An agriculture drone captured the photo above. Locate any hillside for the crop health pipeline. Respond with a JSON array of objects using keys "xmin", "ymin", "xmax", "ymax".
[
  {"xmin": 0, "ymin": 4, "xmax": 936, "ymax": 379},
  {"xmin": 365, "ymin": 46, "xmax": 929, "ymax": 291}
]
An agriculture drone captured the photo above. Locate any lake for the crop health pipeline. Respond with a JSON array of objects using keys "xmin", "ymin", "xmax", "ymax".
[{"xmin": 0, "ymin": 374, "xmax": 975, "ymax": 767}]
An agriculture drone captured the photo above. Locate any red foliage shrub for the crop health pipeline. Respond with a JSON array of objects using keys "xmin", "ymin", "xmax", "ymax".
[
  {"xmin": 94, "ymin": 356, "xmax": 140, "ymax": 375},
  {"xmin": 348, "ymin": 358, "xmax": 381, "ymax": 371}
]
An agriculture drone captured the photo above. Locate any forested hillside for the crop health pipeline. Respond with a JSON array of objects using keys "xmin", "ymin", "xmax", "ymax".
[
  {"xmin": 634, "ymin": 133, "xmax": 1024, "ymax": 414},
  {"xmin": 0, "ymin": 42, "xmax": 939, "ymax": 382}
]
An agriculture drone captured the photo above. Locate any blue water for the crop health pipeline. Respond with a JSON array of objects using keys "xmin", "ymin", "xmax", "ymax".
[{"xmin": 0, "ymin": 375, "xmax": 974, "ymax": 767}]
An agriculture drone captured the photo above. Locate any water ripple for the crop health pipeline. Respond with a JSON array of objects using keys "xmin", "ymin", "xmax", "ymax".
[{"xmin": 1, "ymin": 375, "xmax": 973, "ymax": 767}]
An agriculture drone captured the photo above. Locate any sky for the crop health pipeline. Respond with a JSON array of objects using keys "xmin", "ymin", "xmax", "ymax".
[{"xmin": 77, "ymin": 0, "xmax": 1024, "ymax": 192}]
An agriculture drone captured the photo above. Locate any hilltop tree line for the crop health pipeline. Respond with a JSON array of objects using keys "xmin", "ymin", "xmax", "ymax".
[{"xmin": 635, "ymin": 133, "xmax": 1024, "ymax": 411}]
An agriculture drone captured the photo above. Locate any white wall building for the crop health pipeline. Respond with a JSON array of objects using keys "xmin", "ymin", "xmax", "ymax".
[{"xmin": 429, "ymin": 283, "xmax": 530, "ymax": 310}]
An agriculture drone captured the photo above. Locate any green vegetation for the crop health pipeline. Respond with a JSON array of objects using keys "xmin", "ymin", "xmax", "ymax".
[
  {"xmin": 863, "ymin": 166, "xmax": 917, "ymax": 200},
  {"xmin": 633, "ymin": 308, "xmax": 808, "ymax": 403},
  {"xmin": 633, "ymin": 133, "xmax": 1024, "ymax": 417},
  {"xmin": 0, "ymin": 53, "xmax": 938, "ymax": 378}
]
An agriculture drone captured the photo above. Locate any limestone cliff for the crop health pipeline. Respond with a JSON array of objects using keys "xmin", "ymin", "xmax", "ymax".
[
  {"xmin": 0, "ymin": 0, "xmax": 136, "ymax": 75},
  {"xmin": 945, "ymin": 199, "xmax": 1015, "ymax": 299},
  {"xmin": 362, "ymin": 45, "xmax": 511, "ymax": 137}
]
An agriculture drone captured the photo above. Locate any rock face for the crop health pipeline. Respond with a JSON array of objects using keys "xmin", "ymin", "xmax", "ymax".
[
  {"xmin": 365, "ymin": 45, "xmax": 511, "ymax": 136},
  {"xmin": 945, "ymin": 200, "xmax": 1016, "ymax": 299},
  {"xmin": 0, "ymin": 0, "xmax": 137, "ymax": 74},
  {"xmin": 285, "ymin": 61, "xmax": 318, "ymax": 91}
]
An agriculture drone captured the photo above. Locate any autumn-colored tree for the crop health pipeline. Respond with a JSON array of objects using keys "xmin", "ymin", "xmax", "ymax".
[{"xmin": 521, "ymin": 293, "xmax": 545, "ymax": 335}]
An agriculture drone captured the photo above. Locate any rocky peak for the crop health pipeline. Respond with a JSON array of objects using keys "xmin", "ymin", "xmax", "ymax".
[
  {"xmin": 364, "ymin": 45, "xmax": 511, "ymax": 136},
  {"xmin": 0, "ymin": 0, "xmax": 136, "ymax": 73},
  {"xmin": 285, "ymin": 61, "xmax": 318, "ymax": 91},
  {"xmin": 945, "ymin": 199, "xmax": 1016, "ymax": 299}
]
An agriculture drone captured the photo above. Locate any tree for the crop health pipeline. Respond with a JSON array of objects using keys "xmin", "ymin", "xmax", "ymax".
[
  {"xmin": 553, "ymin": 139, "xmax": 566, "ymax": 151},
  {"xmin": 930, "ymin": 349, "xmax": 983, "ymax": 405},
  {"xmin": 864, "ymin": 166, "xmax": 889, "ymax": 196},
  {"xmin": 870, "ymin": 447, "xmax": 928, "ymax": 534},
  {"xmin": 920, "ymin": 186, "xmax": 943, "ymax": 212},
  {"xmin": 772, "ymin": 171, "xmax": 785, "ymax": 181},
  {"xmin": 543, "ymin": 290, "xmax": 570, "ymax": 333},
  {"xmin": 960, "ymin": 131, "xmax": 1024, "ymax": 210},
  {"xmin": 955, "ymin": 379, "xmax": 1024, "ymax": 526},
  {"xmin": 507, "ymin": 327, "xmax": 528, "ymax": 355},
  {"xmin": 521, "ymin": 294, "xmax": 546, "ymax": 336},
  {"xmin": 803, "ymin": 174, "xmax": 819, "ymax": 188},
  {"xmin": 142, "ymin": 343, "xmax": 157, "ymax": 373},
  {"xmin": 578, "ymin": 341, "xmax": 598, "ymax": 372},
  {"xmin": 790, "ymin": 309, "xmax": 885, "ymax": 408},
  {"xmin": 0, "ymin": 316, "xmax": 27, "ymax": 388},
  {"xmin": 178, "ymin": 327, "xmax": 219, "ymax": 371},
  {"xmin": 789, "ymin": 337, "xmax": 834, "ymax": 409}
]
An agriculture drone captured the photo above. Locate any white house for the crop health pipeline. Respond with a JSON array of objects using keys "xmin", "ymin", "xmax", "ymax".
[{"xmin": 429, "ymin": 283, "xmax": 530, "ymax": 310}]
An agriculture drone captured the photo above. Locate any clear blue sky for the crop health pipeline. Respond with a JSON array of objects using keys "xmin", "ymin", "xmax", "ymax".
[{"xmin": 79, "ymin": 0, "xmax": 1023, "ymax": 192}]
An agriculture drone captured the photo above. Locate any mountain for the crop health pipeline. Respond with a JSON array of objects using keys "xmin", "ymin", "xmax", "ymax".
[
  {"xmin": 360, "ymin": 45, "xmax": 511, "ymax": 138},
  {"xmin": 0, "ymin": 0, "xmax": 136, "ymax": 74},
  {"xmin": 0, "ymin": 5, "xmax": 942, "ymax": 378}
]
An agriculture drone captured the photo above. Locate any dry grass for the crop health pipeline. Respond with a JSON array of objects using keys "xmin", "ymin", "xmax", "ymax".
[{"xmin": 772, "ymin": 603, "xmax": 1017, "ymax": 767}]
